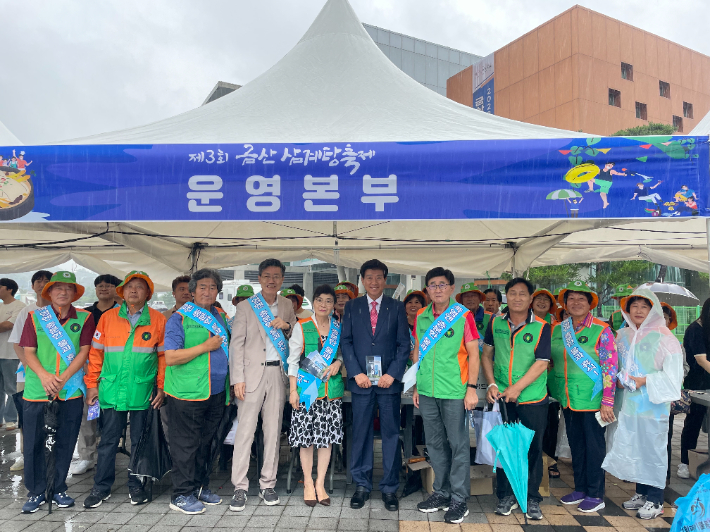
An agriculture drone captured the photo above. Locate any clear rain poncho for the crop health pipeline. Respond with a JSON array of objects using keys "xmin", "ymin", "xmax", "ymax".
[{"xmin": 602, "ymin": 288, "xmax": 683, "ymax": 489}]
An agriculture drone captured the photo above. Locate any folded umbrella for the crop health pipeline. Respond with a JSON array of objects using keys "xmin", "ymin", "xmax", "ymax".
[
  {"xmin": 485, "ymin": 400, "xmax": 535, "ymax": 515},
  {"xmin": 128, "ymin": 407, "xmax": 172, "ymax": 482},
  {"xmin": 43, "ymin": 397, "xmax": 61, "ymax": 514}
]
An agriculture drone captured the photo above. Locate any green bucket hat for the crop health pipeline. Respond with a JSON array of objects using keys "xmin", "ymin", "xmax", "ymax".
[
  {"xmin": 280, "ymin": 288, "xmax": 303, "ymax": 307},
  {"xmin": 455, "ymin": 282, "xmax": 486, "ymax": 305},
  {"xmin": 335, "ymin": 284, "xmax": 355, "ymax": 300},
  {"xmin": 41, "ymin": 271, "xmax": 85, "ymax": 302},
  {"xmin": 611, "ymin": 284, "xmax": 635, "ymax": 298},
  {"xmin": 235, "ymin": 284, "xmax": 254, "ymax": 298},
  {"xmin": 558, "ymin": 280, "xmax": 599, "ymax": 310}
]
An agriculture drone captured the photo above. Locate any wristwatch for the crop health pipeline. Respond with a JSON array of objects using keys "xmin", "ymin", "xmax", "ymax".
[{"xmin": 467, "ymin": 384, "xmax": 477, "ymax": 389}]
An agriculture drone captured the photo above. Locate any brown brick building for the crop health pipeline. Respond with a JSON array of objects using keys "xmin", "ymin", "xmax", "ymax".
[{"xmin": 447, "ymin": 5, "xmax": 710, "ymax": 135}]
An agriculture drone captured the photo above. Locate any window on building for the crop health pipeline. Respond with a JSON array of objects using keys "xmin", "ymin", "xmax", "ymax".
[
  {"xmin": 609, "ymin": 89, "xmax": 621, "ymax": 108},
  {"xmin": 659, "ymin": 81, "xmax": 671, "ymax": 98},
  {"xmin": 673, "ymin": 115, "xmax": 684, "ymax": 133},
  {"xmin": 621, "ymin": 62, "xmax": 634, "ymax": 81},
  {"xmin": 684, "ymin": 102, "xmax": 694, "ymax": 119},
  {"xmin": 635, "ymin": 102, "xmax": 647, "ymax": 120}
]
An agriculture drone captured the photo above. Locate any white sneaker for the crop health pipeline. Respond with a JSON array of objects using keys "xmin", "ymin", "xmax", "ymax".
[
  {"xmin": 4, "ymin": 421, "xmax": 18, "ymax": 431},
  {"xmin": 10, "ymin": 456, "xmax": 24, "ymax": 471},
  {"xmin": 637, "ymin": 501, "xmax": 664, "ymax": 520},
  {"xmin": 622, "ymin": 493, "xmax": 647, "ymax": 510},
  {"xmin": 678, "ymin": 463, "xmax": 690, "ymax": 479},
  {"xmin": 69, "ymin": 460, "xmax": 95, "ymax": 475}
]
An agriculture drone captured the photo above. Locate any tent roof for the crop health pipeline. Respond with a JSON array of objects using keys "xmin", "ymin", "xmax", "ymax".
[
  {"xmin": 0, "ymin": 119, "xmax": 20, "ymax": 145},
  {"xmin": 691, "ymin": 110, "xmax": 710, "ymax": 135},
  {"xmin": 61, "ymin": 0, "xmax": 586, "ymax": 145}
]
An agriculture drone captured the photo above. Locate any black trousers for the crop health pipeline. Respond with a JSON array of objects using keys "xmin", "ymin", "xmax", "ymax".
[
  {"xmin": 542, "ymin": 402, "xmax": 560, "ymax": 459},
  {"xmin": 93, "ymin": 408, "xmax": 149, "ymax": 494},
  {"xmin": 23, "ymin": 398, "xmax": 83, "ymax": 497},
  {"xmin": 168, "ymin": 392, "xmax": 225, "ymax": 497},
  {"xmin": 496, "ymin": 401, "xmax": 547, "ymax": 503},
  {"xmin": 563, "ymin": 408, "xmax": 606, "ymax": 499},
  {"xmin": 681, "ymin": 402, "xmax": 706, "ymax": 464}
]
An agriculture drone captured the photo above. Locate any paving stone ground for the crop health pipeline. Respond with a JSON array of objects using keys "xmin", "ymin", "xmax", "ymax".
[{"xmin": 0, "ymin": 414, "xmax": 700, "ymax": 532}]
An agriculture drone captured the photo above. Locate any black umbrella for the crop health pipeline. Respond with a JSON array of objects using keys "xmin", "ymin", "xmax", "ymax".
[
  {"xmin": 43, "ymin": 397, "xmax": 60, "ymax": 514},
  {"xmin": 206, "ymin": 403, "xmax": 237, "ymax": 477},
  {"xmin": 128, "ymin": 407, "xmax": 172, "ymax": 485}
]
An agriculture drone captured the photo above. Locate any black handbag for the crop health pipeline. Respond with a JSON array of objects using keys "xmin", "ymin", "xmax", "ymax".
[{"xmin": 671, "ymin": 389, "xmax": 692, "ymax": 416}]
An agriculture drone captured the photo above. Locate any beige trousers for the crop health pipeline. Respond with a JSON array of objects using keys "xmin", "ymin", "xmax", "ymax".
[
  {"xmin": 77, "ymin": 402, "xmax": 98, "ymax": 462},
  {"xmin": 231, "ymin": 366, "xmax": 285, "ymax": 490}
]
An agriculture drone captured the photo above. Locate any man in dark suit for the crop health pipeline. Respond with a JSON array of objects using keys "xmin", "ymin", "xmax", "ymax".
[{"xmin": 341, "ymin": 259, "xmax": 410, "ymax": 511}]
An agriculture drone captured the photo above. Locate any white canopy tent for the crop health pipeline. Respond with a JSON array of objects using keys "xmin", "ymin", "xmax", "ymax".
[
  {"xmin": 0, "ymin": 119, "xmax": 20, "ymax": 146},
  {"xmin": 1, "ymin": 0, "xmax": 709, "ymax": 287},
  {"xmin": 691, "ymin": 111, "xmax": 710, "ymax": 136}
]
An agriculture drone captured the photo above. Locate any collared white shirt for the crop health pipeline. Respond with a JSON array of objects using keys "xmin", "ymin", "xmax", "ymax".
[
  {"xmin": 366, "ymin": 293, "xmax": 384, "ymax": 314},
  {"xmin": 287, "ymin": 315, "xmax": 334, "ymax": 378}
]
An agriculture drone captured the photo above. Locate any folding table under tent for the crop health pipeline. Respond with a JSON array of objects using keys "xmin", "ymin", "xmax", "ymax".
[{"xmin": 0, "ymin": 0, "xmax": 708, "ymax": 289}]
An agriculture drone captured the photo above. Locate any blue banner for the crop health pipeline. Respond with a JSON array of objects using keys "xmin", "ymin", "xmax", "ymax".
[
  {"xmin": 0, "ymin": 136, "xmax": 707, "ymax": 222},
  {"xmin": 246, "ymin": 293, "xmax": 289, "ymax": 368},
  {"xmin": 298, "ymin": 318, "xmax": 341, "ymax": 410},
  {"xmin": 560, "ymin": 317, "xmax": 603, "ymax": 400},
  {"xmin": 176, "ymin": 302, "xmax": 229, "ymax": 357}
]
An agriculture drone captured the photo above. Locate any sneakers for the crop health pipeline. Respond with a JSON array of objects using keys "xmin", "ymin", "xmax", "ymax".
[
  {"xmin": 637, "ymin": 500, "xmax": 664, "ymax": 520},
  {"xmin": 417, "ymin": 492, "xmax": 451, "ymax": 513},
  {"xmin": 560, "ymin": 491, "xmax": 586, "ymax": 505},
  {"xmin": 22, "ymin": 494, "xmax": 46, "ymax": 513},
  {"xmin": 259, "ymin": 488, "xmax": 280, "ymax": 506},
  {"xmin": 53, "ymin": 492, "xmax": 75, "ymax": 508},
  {"xmin": 229, "ymin": 489, "xmax": 247, "ymax": 512},
  {"xmin": 84, "ymin": 488, "xmax": 111, "ymax": 508},
  {"xmin": 129, "ymin": 487, "xmax": 148, "ymax": 506},
  {"xmin": 196, "ymin": 487, "xmax": 222, "ymax": 505},
  {"xmin": 495, "ymin": 495, "xmax": 519, "ymax": 516},
  {"xmin": 170, "ymin": 494, "xmax": 206, "ymax": 515},
  {"xmin": 5, "ymin": 421, "xmax": 18, "ymax": 430},
  {"xmin": 444, "ymin": 499, "xmax": 469, "ymax": 524},
  {"xmin": 678, "ymin": 463, "xmax": 690, "ymax": 479},
  {"xmin": 69, "ymin": 459, "xmax": 95, "ymax": 476},
  {"xmin": 526, "ymin": 499, "xmax": 543, "ymax": 520},
  {"xmin": 578, "ymin": 497, "xmax": 605, "ymax": 513},
  {"xmin": 10, "ymin": 456, "xmax": 24, "ymax": 471},
  {"xmin": 623, "ymin": 493, "xmax": 647, "ymax": 510}
]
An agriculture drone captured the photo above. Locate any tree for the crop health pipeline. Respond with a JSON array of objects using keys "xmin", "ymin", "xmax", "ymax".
[
  {"xmin": 611, "ymin": 122, "xmax": 676, "ymax": 137},
  {"xmin": 587, "ymin": 260, "xmax": 654, "ymax": 308},
  {"xmin": 526, "ymin": 264, "xmax": 584, "ymax": 290}
]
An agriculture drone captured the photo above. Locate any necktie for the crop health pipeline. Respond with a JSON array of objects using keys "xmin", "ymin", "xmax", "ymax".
[{"xmin": 370, "ymin": 301, "xmax": 378, "ymax": 334}]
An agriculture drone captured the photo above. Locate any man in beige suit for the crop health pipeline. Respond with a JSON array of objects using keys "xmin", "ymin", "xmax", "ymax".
[{"xmin": 229, "ymin": 259, "xmax": 296, "ymax": 511}]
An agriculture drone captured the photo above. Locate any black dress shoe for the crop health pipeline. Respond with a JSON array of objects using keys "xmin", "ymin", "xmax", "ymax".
[
  {"xmin": 382, "ymin": 492, "xmax": 399, "ymax": 511},
  {"xmin": 350, "ymin": 486, "xmax": 370, "ymax": 509}
]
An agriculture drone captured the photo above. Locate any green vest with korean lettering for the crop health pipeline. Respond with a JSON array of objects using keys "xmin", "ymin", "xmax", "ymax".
[
  {"xmin": 164, "ymin": 308, "xmax": 230, "ymax": 403},
  {"xmin": 26, "ymin": 308, "xmax": 90, "ymax": 401},
  {"xmin": 296, "ymin": 319, "xmax": 344, "ymax": 400},
  {"xmin": 492, "ymin": 315, "xmax": 547, "ymax": 404},
  {"xmin": 550, "ymin": 319, "xmax": 607, "ymax": 411}
]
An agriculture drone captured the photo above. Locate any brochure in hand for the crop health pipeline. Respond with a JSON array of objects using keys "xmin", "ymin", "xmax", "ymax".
[
  {"xmin": 300, "ymin": 350, "xmax": 330, "ymax": 381},
  {"xmin": 367, "ymin": 355, "xmax": 383, "ymax": 385}
]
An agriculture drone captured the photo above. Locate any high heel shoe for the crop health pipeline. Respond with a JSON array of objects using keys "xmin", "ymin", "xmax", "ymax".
[
  {"xmin": 316, "ymin": 486, "xmax": 330, "ymax": 506},
  {"xmin": 304, "ymin": 484, "xmax": 317, "ymax": 507}
]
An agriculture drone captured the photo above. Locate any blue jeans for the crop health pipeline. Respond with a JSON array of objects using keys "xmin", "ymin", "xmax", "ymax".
[{"xmin": 636, "ymin": 483, "xmax": 664, "ymax": 504}]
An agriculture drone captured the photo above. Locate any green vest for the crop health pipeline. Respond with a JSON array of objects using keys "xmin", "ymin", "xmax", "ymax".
[
  {"xmin": 296, "ymin": 320, "xmax": 344, "ymax": 400},
  {"xmin": 415, "ymin": 303, "xmax": 469, "ymax": 400},
  {"xmin": 492, "ymin": 315, "xmax": 547, "ymax": 404},
  {"xmin": 476, "ymin": 312, "xmax": 491, "ymax": 352},
  {"xmin": 550, "ymin": 319, "xmax": 606, "ymax": 410},
  {"xmin": 26, "ymin": 307, "xmax": 90, "ymax": 401},
  {"xmin": 164, "ymin": 309, "xmax": 230, "ymax": 402},
  {"xmin": 610, "ymin": 310, "xmax": 625, "ymax": 332},
  {"xmin": 97, "ymin": 304, "xmax": 161, "ymax": 411}
]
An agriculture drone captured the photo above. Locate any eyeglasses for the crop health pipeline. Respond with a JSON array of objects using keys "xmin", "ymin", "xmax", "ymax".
[
  {"xmin": 427, "ymin": 283, "xmax": 451, "ymax": 291},
  {"xmin": 260, "ymin": 275, "xmax": 282, "ymax": 281}
]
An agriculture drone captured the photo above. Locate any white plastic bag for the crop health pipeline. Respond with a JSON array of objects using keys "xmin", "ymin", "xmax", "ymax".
[
  {"xmin": 224, "ymin": 418, "xmax": 239, "ymax": 445},
  {"xmin": 555, "ymin": 411, "xmax": 572, "ymax": 459},
  {"xmin": 474, "ymin": 402, "xmax": 503, "ymax": 467}
]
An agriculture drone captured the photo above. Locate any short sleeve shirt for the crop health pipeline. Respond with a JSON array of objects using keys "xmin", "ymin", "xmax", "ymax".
[
  {"xmin": 19, "ymin": 306, "xmax": 96, "ymax": 349},
  {"xmin": 483, "ymin": 311, "xmax": 552, "ymax": 362},
  {"xmin": 0, "ymin": 299, "xmax": 27, "ymax": 359},
  {"xmin": 683, "ymin": 321, "xmax": 710, "ymax": 391}
]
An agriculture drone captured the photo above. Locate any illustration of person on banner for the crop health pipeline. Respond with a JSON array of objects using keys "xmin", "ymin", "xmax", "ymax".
[
  {"xmin": 229, "ymin": 259, "xmax": 296, "ymax": 511},
  {"xmin": 18, "ymin": 271, "xmax": 96, "ymax": 514},
  {"xmin": 406, "ymin": 267, "xmax": 479, "ymax": 525},
  {"xmin": 550, "ymin": 281, "xmax": 617, "ymax": 513},
  {"xmin": 287, "ymin": 284, "xmax": 344, "ymax": 507},
  {"xmin": 602, "ymin": 288, "xmax": 682, "ymax": 520},
  {"xmin": 481, "ymin": 277, "xmax": 551, "ymax": 521},
  {"xmin": 164, "ymin": 269, "xmax": 231, "ymax": 515},
  {"xmin": 586, "ymin": 162, "xmax": 626, "ymax": 209}
]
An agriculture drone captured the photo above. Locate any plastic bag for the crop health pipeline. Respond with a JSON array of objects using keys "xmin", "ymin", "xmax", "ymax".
[
  {"xmin": 224, "ymin": 418, "xmax": 239, "ymax": 445},
  {"xmin": 555, "ymin": 411, "xmax": 572, "ymax": 459},
  {"xmin": 128, "ymin": 408, "xmax": 172, "ymax": 482},
  {"xmin": 671, "ymin": 473, "xmax": 710, "ymax": 532},
  {"xmin": 474, "ymin": 402, "xmax": 502, "ymax": 467}
]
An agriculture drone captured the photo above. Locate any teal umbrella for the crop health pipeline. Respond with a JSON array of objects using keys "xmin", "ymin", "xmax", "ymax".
[{"xmin": 485, "ymin": 400, "xmax": 535, "ymax": 515}]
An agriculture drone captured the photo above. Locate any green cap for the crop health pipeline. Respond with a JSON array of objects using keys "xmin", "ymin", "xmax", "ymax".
[
  {"xmin": 558, "ymin": 280, "xmax": 599, "ymax": 310},
  {"xmin": 612, "ymin": 284, "xmax": 634, "ymax": 298},
  {"xmin": 41, "ymin": 271, "xmax": 86, "ymax": 302},
  {"xmin": 280, "ymin": 288, "xmax": 303, "ymax": 306},
  {"xmin": 235, "ymin": 284, "xmax": 254, "ymax": 298}
]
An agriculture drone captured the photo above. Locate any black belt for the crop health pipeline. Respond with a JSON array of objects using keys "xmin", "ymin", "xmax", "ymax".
[{"xmin": 263, "ymin": 361, "xmax": 281, "ymax": 367}]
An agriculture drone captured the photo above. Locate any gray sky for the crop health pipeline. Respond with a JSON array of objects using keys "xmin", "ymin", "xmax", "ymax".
[{"xmin": 1, "ymin": 0, "xmax": 706, "ymax": 144}]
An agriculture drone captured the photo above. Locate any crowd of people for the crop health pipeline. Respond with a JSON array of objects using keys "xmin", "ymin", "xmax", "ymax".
[{"xmin": 0, "ymin": 258, "xmax": 697, "ymax": 524}]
